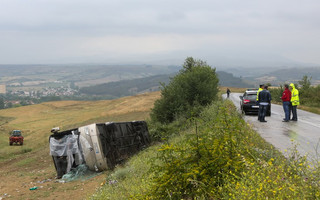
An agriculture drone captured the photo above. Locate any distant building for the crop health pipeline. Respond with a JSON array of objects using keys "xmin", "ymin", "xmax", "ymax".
[{"xmin": 0, "ymin": 85, "xmax": 6, "ymax": 94}]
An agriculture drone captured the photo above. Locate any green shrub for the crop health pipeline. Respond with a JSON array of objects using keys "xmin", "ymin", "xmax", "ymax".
[
  {"xmin": 269, "ymin": 85, "xmax": 284, "ymax": 104},
  {"xmin": 110, "ymin": 166, "xmax": 133, "ymax": 181},
  {"xmin": 220, "ymin": 143, "xmax": 320, "ymax": 199},
  {"xmin": 146, "ymin": 100, "xmax": 320, "ymax": 199},
  {"xmin": 151, "ymin": 57, "xmax": 219, "ymax": 124},
  {"xmin": 147, "ymin": 117, "xmax": 189, "ymax": 141},
  {"xmin": 147, "ymin": 101, "xmax": 279, "ymax": 199}
]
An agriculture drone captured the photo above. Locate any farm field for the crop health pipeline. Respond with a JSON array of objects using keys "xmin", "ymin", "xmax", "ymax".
[{"xmin": 0, "ymin": 92, "xmax": 160, "ymax": 200}]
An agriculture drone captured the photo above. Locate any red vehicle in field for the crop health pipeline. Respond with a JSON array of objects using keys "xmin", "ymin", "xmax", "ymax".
[{"xmin": 9, "ymin": 130, "xmax": 24, "ymax": 146}]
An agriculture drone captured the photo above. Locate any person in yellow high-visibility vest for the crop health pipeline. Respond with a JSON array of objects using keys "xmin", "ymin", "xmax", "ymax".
[
  {"xmin": 257, "ymin": 84, "xmax": 264, "ymax": 121},
  {"xmin": 289, "ymin": 83, "xmax": 300, "ymax": 121}
]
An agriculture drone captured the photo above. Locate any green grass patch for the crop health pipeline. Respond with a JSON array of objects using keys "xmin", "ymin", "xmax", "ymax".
[
  {"xmin": 91, "ymin": 145, "xmax": 160, "ymax": 199},
  {"xmin": 16, "ymin": 157, "xmax": 36, "ymax": 167},
  {"xmin": 20, "ymin": 147, "xmax": 32, "ymax": 154},
  {"xmin": 0, "ymin": 147, "xmax": 32, "ymax": 162}
]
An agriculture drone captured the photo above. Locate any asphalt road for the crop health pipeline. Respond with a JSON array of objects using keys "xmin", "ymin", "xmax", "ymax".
[{"xmin": 224, "ymin": 93, "xmax": 320, "ymax": 160}]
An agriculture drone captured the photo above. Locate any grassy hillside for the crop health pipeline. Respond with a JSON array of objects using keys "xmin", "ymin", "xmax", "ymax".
[
  {"xmin": 0, "ymin": 92, "xmax": 160, "ymax": 199},
  {"xmin": 93, "ymin": 100, "xmax": 320, "ymax": 199}
]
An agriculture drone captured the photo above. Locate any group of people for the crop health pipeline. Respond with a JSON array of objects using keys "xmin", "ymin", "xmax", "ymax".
[
  {"xmin": 281, "ymin": 83, "xmax": 300, "ymax": 122},
  {"xmin": 257, "ymin": 83, "xmax": 300, "ymax": 123}
]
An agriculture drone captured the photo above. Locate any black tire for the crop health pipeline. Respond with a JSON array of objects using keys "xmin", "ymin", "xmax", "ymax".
[
  {"xmin": 240, "ymin": 105, "xmax": 244, "ymax": 114},
  {"xmin": 9, "ymin": 142, "xmax": 12, "ymax": 146},
  {"xmin": 20, "ymin": 142, "xmax": 23, "ymax": 145}
]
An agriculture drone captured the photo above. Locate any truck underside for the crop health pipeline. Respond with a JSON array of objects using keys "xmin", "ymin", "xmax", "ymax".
[{"xmin": 49, "ymin": 121, "xmax": 151, "ymax": 178}]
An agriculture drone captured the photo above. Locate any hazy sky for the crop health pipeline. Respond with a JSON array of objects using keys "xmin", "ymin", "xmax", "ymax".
[{"xmin": 0, "ymin": 0, "xmax": 319, "ymax": 67}]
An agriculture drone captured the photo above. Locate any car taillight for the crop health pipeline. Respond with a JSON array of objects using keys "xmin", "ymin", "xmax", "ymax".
[{"xmin": 243, "ymin": 99, "xmax": 250, "ymax": 104}]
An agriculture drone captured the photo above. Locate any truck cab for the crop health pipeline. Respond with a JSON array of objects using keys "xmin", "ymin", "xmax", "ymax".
[{"xmin": 9, "ymin": 130, "xmax": 24, "ymax": 145}]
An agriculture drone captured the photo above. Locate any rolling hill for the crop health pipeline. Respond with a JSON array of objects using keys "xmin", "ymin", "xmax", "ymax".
[
  {"xmin": 79, "ymin": 71, "xmax": 254, "ymax": 97},
  {"xmin": 80, "ymin": 74, "xmax": 173, "ymax": 97},
  {"xmin": 0, "ymin": 64, "xmax": 180, "ymax": 90},
  {"xmin": 261, "ymin": 67, "xmax": 320, "ymax": 84},
  {"xmin": 217, "ymin": 71, "xmax": 254, "ymax": 88}
]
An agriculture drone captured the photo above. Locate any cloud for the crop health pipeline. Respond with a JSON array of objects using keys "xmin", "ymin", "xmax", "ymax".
[{"xmin": 0, "ymin": 0, "xmax": 319, "ymax": 65}]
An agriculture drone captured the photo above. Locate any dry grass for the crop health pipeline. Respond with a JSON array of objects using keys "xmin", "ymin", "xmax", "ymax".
[
  {"xmin": 298, "ymin": 105, "xmax": 320, "ymax": 115},
  {"xmin": 0, "ymin": 91, "xmax": 160, "ymax": 200},
  {"xmin": 271, "ymin": 102, "xmax": 320, "ymax": 115},
  {"xmin": 0, "ymin": 91, "xmax": 160, "ymax": 159}
]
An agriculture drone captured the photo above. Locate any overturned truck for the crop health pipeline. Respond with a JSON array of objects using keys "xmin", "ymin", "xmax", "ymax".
[{"xmin": 49, "ymin": 121, "xmax": 151, "ymax": 178}]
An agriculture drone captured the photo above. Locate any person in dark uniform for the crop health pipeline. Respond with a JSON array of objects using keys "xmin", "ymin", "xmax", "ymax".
[
  {"xmin": 226, "ymin": 88, "xmax": 231, "ymax": 98},
  {"xmin": 258, "ymin": 86, "xmax": 272, "ymax": 122}
]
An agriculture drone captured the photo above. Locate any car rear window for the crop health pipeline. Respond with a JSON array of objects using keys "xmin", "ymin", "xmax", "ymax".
[{"xmin": 245, "ymin": 94, "xmax": 257, "ymax": 100}]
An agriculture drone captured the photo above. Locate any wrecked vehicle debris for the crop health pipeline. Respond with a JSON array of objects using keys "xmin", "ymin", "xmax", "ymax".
[
  {"xmin": 49, "ymin": 121, "xmax": 151, "ymax": 178},
  {"xmin": 61, "ymin": 164, "xmax": 99, "ymax": 182}
]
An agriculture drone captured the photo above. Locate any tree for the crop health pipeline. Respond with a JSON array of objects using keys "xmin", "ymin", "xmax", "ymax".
[
  {"xmin": 0, "ymin": 98, "xmax": 4, "ymax": 109},
  {"xmin": 20, "ymin": 100, "xmax": 28, "ymax": 106},
  {"xmin": 6, "ymin": 102, "xmax": 13, "ymax": 108},
  {"xmin": 298, "ymin": 75, "xmax": 312, "ymax": 90},
  {"xmin": 151, "ymin": 57, "xmax": 219, "ymax": 123}
]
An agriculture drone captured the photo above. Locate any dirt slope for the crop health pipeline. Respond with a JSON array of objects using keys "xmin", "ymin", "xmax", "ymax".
[{"xmin": 0, "ymin": 92, "xmax": 160, "ymax": 200}]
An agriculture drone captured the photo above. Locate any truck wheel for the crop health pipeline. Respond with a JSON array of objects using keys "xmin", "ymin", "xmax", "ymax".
[
  {"xmin": 9, "ymin": 142, "xmax": 13, "ymax": 146},
  {"xmin": 20, "ymin": 142, "xmax": 23, "ymax": 145}
]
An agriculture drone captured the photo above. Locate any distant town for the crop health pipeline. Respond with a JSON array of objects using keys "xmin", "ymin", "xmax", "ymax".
[
  {"xmin": 8, "ymin": 86, "xmax": 79, "ymax": 98},
  {"xmin": 0, "ymin": 84, "xmax": 81, "ymax": 109}
]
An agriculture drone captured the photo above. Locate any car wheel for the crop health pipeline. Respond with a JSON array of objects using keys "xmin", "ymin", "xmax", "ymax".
[{"xmin": 240, "ymin": 106, "xmax": 244, "ymax": 113}]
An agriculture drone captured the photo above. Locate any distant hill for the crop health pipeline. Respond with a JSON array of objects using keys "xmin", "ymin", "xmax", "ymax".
[
  {"xmin": 80, "ymin": 71, "xmax": 254, "ymax": 97},
  {"xmin": 0, "ymin": 64, "xmax": 180, "ymax": 89},
  {"xmin": 254, "ymin": 67, "xmax": 320, "ymax": 85},
  {"xmin": 217, "ymin": 71, "xmax": 254, "ymax": 88},
  {"xmin": 80, "ymin": 74, "xmax": 174, "ymax": 97}
]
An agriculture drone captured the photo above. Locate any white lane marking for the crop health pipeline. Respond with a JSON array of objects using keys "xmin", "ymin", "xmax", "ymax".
[{"xmin": 298, "ymin": 119, "xmax": 320, "ymax": 129}]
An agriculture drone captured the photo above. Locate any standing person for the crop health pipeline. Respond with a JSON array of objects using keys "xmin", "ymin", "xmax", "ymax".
[
  {"xmin": 257, "ymin": 84, "xmax": 264, "ymax": 121},
  {"xmin": 264, "ymin": 85, "xmax": 272, "ymax": 116},
  {"xmin": 226, "ymin": 88, "xmax": 231, "ymax": 98},
  {"xmin": 289, "ymin": 83, "xmax": 300, "ymax": 121},
  {"xmin": 258, "ymin": 86, "xmax": 272, "ymax": 122},
  {"xmin": 281, "ymin": 84, "xmax": 291, "ymax": 122}
]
